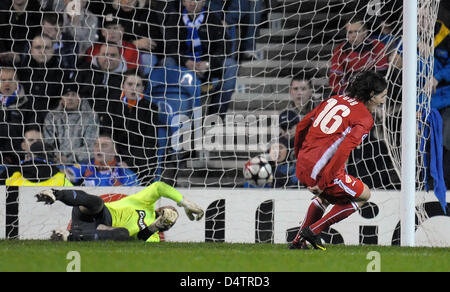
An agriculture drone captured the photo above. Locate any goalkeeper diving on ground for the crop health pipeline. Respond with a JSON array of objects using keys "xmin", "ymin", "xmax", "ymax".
[{"xmin": 35, "ymin": 182, "xmax": 204, "ymax": 242}]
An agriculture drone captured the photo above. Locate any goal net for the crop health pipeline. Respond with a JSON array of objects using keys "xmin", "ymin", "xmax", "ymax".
[{"xmin": 0, "ymin": 0, "xmax": 446, "ymax": 245}]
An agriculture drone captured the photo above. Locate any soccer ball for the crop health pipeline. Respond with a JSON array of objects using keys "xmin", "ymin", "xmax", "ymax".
[{"xmin": 243, "ymin": 155, "xmax": 273, "ymax": 186}]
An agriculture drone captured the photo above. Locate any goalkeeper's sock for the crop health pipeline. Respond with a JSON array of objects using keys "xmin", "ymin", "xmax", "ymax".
[
  {"xmin": 68, "ymin": 228, "xmax": 129, "ymax": 241},
  {"xmin": 54, "ymin": 190, "xmax": 104, "ymax": 214},
  {"xmin": 292, "ymin": 198, "xmax": 325, "ymax": 244},
  {"xmin": 309, "ymin": 202, "xmax": 359, "ymax": 235}
]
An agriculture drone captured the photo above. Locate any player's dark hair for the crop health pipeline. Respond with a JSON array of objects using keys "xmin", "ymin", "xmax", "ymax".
[{"xmin": 345, "ymin": 71, "xmax": 387, "ymax": 102}]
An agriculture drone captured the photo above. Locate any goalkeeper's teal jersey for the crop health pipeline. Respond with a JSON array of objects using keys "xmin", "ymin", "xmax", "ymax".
[{"xmin": 104, "ymin": 182, "xmax": 183, "ymax": 242}]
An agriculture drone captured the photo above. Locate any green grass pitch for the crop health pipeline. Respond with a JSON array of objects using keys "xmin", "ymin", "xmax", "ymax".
[{"xmin": 0, "ymin": 240, "xmax": 448, "ymax": 272}]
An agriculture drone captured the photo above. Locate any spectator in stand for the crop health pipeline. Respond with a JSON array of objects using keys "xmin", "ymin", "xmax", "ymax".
[
  {"xmin": 431, "ymin": 15, "xmax": 450, "ymax": 188},
  {"xmin": 271, "ymin": 75, "xmax": 319, "ymax": 187},
  {"xmin": 329, "ymin": 16, "xmax": 389, "ymax": 95},
  {"xmin": 65, "ymin": 0, "xmax": 100, "ymax": 56},
  {"xmin": 43, "ymin": 0, "xmax": 101, "ymax": 58},
  {"xmin": 105, "ymin": 71, "xmax": 159, "ymax": 185},
  {"xmin": 84, "ymin": 15, "xmax": 139, "ymax": 71},
  {"xmin": 286, "ymin": 74, "xmax": 317, "ymax": 120},
  {"xmin": 239, "ymin": 0, "xmax": 264, "ymax": 62},
  {"xmin": 41, "ymin": 11, "xmax": 78, "ymax": 69},
  {"xmin": 17, "ymin": 35, "xmax": 66, "ymax": 119},
  {"xmin": 0, "ymin": 65, "xmax": 34, "ymax": 166},
  {"xmin": 269, "ymin": 110, "xmax": 300, "ymax": 188},
  {"xmin": 101, "ymin": 0, "xmax": 174, "ymax": 74},
  {"xmin": 388, "ymin": 8, "xmax": 450, "ymax": 190},
  {"xmin": 208, "ymin": 0, "xmax": 249, "ymax": 59},
  {"xmin": 20, "ymin": 124, "xmax": 44, "ymax": 161},
  {"xmin": 64, "ymin": 134, "xmax": 139, "ymax": 186},
  {"xmin": 38, "ymin": 0, "xmax": 65, "ymax": 11},
  {"xmin": 0, "ymin": 0, "xmax": 43, "ymax": 65},
  {"xmin": 245, "ymin": 74, "xmax": 317, "ymax": 188},
  {"xmin": 244, "ymin": 110, "xmax": 300, "ymax": 189},
  {"xmin": 207, "ymin": 0, "xmax": 263, "ymax": 62},
  {"xmin": 43, "ymin": 83, "xmax": 99, "ymax": 165},
  {"xmin": 0, "ymin": 140, "xmax": 73, "ymax": 186},
  {"xmin": 77, "ymin": 43, "xmax": 125, "ymax": 122},
  {"xmin": 278, "ymin": 109, "xmax": 299, "ymax": 141},
  {"xmin": 269, "ymin": 136, "xmax": 298, "ymax": 188},
  {"xmin": 170, "ymin": 0, "xmax": 238, "ymax": 115},
  {"xmin": 370, "ymin": 19, "xmax": 400, "ymax": 52}
]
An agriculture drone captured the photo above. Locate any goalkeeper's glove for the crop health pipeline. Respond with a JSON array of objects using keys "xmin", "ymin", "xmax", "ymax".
[
  {"xmin": 150, "ymin": 207, "xmax": 179, "ymax": 232},
  {"xmin": 177, "ymin": 198, "xmax": 204, "ymax": 221},
  {"xmin": 35, "ymin": 189, "xmax": 57, "ymax": 205}
]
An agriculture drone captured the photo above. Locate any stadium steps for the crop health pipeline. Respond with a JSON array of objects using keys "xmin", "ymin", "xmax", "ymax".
[
  {"xmin": 271, "ymin": 0, "xmax": 350, "ymax": 14},
  {"xmin": 238, "ymin": 59, "xmax": 330, "ymax": 78}
]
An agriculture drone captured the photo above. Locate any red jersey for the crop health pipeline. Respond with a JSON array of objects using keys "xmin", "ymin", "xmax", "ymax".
[
  {"xmin": 329, "ymin": 40, "xmax": 388, "ymax": 94},
  {"xmin": 85, "ymin": 41, "xmax": 139, "ymax": 70},
  {"xmin": 294, "ymin": 95, "xmax": 374, "ymax": 191}
]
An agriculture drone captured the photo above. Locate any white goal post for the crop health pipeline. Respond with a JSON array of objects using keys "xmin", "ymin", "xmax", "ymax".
[{"xmin": 401, "ymin": 0, "xmax": 417, "ymax": 247}]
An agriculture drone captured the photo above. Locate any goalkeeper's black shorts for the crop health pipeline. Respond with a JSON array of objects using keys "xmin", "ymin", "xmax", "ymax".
[{"xmin": 70, "ymin": 205, "xmax": 112, "ymax": 232}]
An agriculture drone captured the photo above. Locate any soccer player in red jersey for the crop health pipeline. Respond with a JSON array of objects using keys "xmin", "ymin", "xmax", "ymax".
[{"xmin": 289, "ymin": 71, "xmax": 388, "ymax": 250}]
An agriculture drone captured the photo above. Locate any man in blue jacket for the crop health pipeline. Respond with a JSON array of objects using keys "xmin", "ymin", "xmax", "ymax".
[{"xmin": 64, "ymin": 134, "xmax": 140, "ymax": 187}]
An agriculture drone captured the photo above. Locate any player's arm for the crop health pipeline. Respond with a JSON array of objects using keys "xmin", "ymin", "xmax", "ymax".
[
  {"xmin": 133, "ymin": 181, "xmax": 183, "ymax": 204},
  {"xmin": 294, "ymin": 104, "xmax": 320, "ymax": 157},
  {"xmin": 135, "ymin": 181, "xmax": 204, "ymax": 221},
  {"xmin": 316, "ymin": 121, "xmax": 372, "ymax": 191}
]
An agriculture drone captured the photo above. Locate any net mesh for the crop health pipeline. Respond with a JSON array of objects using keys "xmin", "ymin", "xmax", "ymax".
[
  {"xmin": 0, "ymin": 0, "xmax": 444, "ymax": 244},
  {"xmin": 0, "ymin": 0, "xmax": 435, "ymax": 190},
  {"xmin": 382, "ymin": 0, "xmax": 442, "ymax": 241}
]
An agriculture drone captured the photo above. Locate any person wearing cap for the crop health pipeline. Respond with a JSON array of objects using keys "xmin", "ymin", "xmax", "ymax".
[{"xmin": 43, "ymin": 83, "xmax": 99, "ymax": 165}]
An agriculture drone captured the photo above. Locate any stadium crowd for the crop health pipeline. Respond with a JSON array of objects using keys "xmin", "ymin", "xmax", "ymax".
[{"xmin": 0, "ymin": 0, "xmax": 448, "ymax": 191}]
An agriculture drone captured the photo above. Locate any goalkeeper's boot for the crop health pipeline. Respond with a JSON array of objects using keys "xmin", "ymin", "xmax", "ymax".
[
  {"xmin": 50, "ymin": 229, "xmax": 69, "ymax": 241},
  {"xmin": 35, "ymin": 189, "xmax": 57, "ymax": 205},
  {"xmin": 299, "ymin": 227, "xmax": 326, "ymax": 251}
]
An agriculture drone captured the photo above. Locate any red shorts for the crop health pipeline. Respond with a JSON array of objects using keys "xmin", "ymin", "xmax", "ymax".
[
  {"xmin": 320, "ymin": 173, "xmax": 365, "ymax": 204},
  {"xmin": 297, "ymin": 166, "xmax": 365, "ymax": 204}
]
